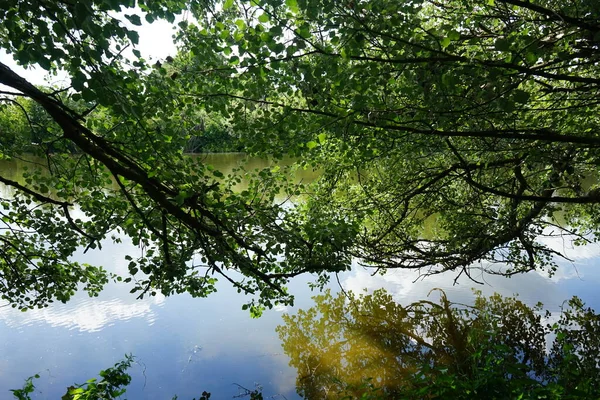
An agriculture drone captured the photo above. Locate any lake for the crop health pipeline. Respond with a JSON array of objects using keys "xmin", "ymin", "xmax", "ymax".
[{"xmin": 1, "ymin": 154, "xmax": 600, "ymax": 399}]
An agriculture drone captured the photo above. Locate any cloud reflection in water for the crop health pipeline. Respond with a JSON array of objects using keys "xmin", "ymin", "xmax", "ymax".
[{"xmin": 0, "ymin": 293, "xmax": 165, "ymax": 332}]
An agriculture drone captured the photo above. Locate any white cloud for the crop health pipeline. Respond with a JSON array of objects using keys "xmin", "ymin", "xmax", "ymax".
[
  {"xmin": 339, "ymin": 264, "xmax": 569, "ymax": 311},
  {"xmin": 0, "ymin": 293, "xmax": 165, "ymax": 332},
  {"xmin": 273, "ymin": 304, "xmax": 289, "ymax": 312},
  {"xmin": 539, "ymin": 234, "xmax": 600, "ymax": 261}
]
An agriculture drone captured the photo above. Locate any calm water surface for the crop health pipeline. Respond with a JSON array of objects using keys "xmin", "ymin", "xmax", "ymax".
[{"xmin": 1, "ymin": 154, "xmax": 600, "ymax": 399}]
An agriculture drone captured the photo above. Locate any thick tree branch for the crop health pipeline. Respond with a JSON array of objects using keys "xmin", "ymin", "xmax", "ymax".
[
  {"xmin": 189, "ymin": 92, "xmax": 600, "ymax": 147},
  {"xmin": 0, "ymin": 61, "xmax": 286, "ymax": 293},
  {"xmin": 0, "ymin": 176, "xmax": 71, "ymax": 207}
]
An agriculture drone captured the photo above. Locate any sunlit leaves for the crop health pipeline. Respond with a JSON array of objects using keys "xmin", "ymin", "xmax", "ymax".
[{"xmin": 285, "ymin": 0, "xmax": 299, "ymax": 13}]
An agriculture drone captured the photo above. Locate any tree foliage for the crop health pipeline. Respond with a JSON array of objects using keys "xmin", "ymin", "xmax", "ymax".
[
  {"xmin": 277, "ymin": 289, "xmax": 600, "ymax": 399},
  {"xmin": 173, "ymin": 0, "xmax": 600, "ymax": 278},
  {"xmin": 10, "ymin": 355, "xmax": 262, "ymax": 400},
  {"xmin": 11, "ymin": 356, "xmax": 133, "ymax": 400},
  {"xmin": 0, "ymin": 0, "xmax": 599, "ymax": 309}
]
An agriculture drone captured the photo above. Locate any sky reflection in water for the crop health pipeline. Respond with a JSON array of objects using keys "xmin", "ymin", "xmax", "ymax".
[{"xmin": 1, "ymin": 235, "xmax": 599, "ymax": 399}]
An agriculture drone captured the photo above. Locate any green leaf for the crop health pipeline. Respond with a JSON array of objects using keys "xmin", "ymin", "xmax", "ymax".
[
  {"xmin": 306, "ymin": 141, "xmax": 318, "ymax": 149},
  {"xmin": 235, "ymin": 19, "xmax": 246, "ymax": 30},
  {"xmin": 38, "ymin": 57, "xmax": 51, "ymax": 70},
  {"xmin": 258, "ymin": 13, "xmax": 270, "ymax": 23},
  {"xmin": 82, "ymin": 88, "xmax": 96, "ymax": 102},
  {"xmin": 223, "ymin": 0, "xmax": 234, "ymax": 10},
  {"xmin": 513, "ymin": 89, "xmax": 530, "ymax": 104},
  {"xmin": 126, "ymin": 30, "xmax": 139, "ymax": 45},
  {"xmin": 525, "ymin": 52, "xmax": 538, "ymax": 64},
  {"xmin": 442, "ymin": 73, "xmax": 457, "ymax": 87},
  {"xmin": 494, "ymin": 38, "xmax": 511, "ymax": 52},
  {"xmin": 73, "ymin": 2, "xmax": 91, "ymax": 25},
  {"xmin": 286, "ymin": 0, "xmax": 299, "ymax": 13},
  {"xmin": 448, "ymin": 30, "xmax": 460, "ymax": 41},
  {"xmin": 125, "ymin": 14, "xmax": 142, "ymax": 26}
]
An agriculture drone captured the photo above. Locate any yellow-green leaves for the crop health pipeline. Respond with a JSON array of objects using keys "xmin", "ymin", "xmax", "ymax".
[
  {"xmin": 306, "ymin": 134, "xmax": 327, "ymax": 150},
  {"xmin": 285, "ymin": 0, "xmax": 299, "ymax": 13},
  {"xmin": 279, "ymin": 289, "xmax": 600, "ymax": 398}
]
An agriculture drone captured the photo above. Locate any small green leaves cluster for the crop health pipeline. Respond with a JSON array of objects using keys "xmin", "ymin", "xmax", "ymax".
[{"xmin": 11, "ymin": 356, "xmax": 133, "ymax": 400}]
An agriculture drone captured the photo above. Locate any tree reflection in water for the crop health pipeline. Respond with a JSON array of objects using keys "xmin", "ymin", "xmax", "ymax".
[{"xmin": 277, "ymin": 289, "xmax": 600, "ymax": 399}]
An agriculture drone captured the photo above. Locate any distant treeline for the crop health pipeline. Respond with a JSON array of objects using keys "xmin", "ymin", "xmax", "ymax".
[
  {"xmin": 183, "ymin": 123, "xmax": 243, "ymax": 153},
  {"xmin": 0, "ymin": 93, "xmax": 244, "ymax": 156}
]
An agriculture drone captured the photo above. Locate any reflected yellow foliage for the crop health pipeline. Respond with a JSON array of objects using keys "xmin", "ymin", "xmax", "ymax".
[{"xmin": 277, "ymin": 289, "xmax": 600, "ymax": 399}]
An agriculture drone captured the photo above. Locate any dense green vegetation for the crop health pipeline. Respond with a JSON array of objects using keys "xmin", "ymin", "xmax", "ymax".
[
  {"xmin": 0, "ymin": 97, "xmax": 242, "ymax": 154},
  {"xmin": 278, "ymin": 289, "xmax": 600, "ymax": 399},
  {"xmin": 11, "ymin": 291, "xmax": 600, "ymax": 399},
  {"xmin": 0, "ymin": 0, "xmax": 599, "ymax": 311}
]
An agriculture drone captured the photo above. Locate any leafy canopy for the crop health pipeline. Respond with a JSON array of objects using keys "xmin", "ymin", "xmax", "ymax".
[{"xmin": 0, "ymin": 0, "xmax": 599, "ymax": 310}]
